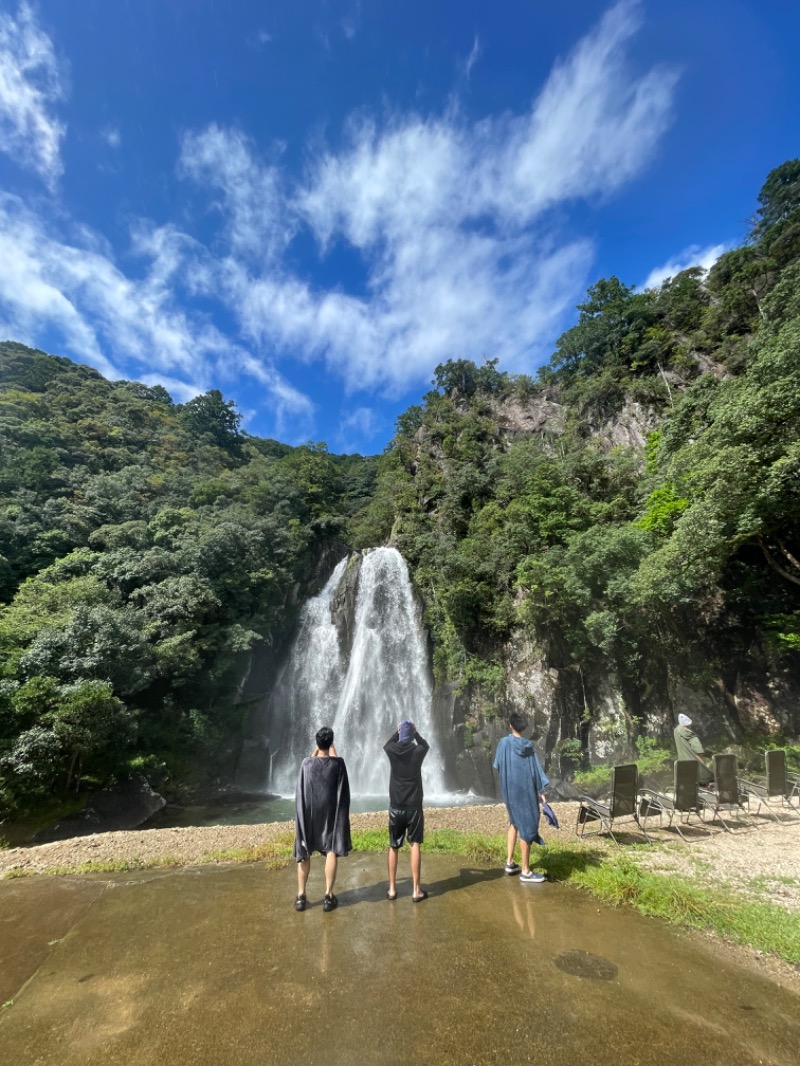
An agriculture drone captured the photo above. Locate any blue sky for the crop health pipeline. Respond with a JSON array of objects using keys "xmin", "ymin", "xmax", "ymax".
[{"xmin": 0, "ymin": 1, "xmax": 798, "ymax": 453}]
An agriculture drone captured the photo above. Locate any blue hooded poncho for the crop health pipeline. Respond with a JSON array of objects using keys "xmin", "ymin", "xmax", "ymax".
[{"xmin": 493, "ymin": 735, "xmax": 549, "ymax": 845}]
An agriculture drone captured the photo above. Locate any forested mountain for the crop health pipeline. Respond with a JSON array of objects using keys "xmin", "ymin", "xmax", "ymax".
[
  {"xmin": 2, "ymin": 158, "xmax": 799, "ymax": 820},
  {"xmin": 0, "ymin": 348, "xmax": 375, "ymax": 817},
  {"xmin": 355, "ymin": 158, "xmax": 800, "ymax": 779}
]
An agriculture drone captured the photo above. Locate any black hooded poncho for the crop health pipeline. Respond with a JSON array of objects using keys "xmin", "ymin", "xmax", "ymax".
[{"xmin": 293, "ymin": 755, "xmax": 352, "ymax": 861}]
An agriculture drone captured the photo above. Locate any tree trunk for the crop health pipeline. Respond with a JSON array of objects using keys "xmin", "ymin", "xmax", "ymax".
[{"xmin": 65, "ymin": 748, "xmax": 78, "ymax": 792}]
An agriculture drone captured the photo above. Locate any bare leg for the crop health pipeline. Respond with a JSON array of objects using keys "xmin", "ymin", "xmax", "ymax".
[
  {"xmin": 324, "ymin": 852, "xmax": 338, "ymax": 895},
  {"xmin": 297, "ymin": 858, "xmax": 310, "ymax": 897},
  {"xmin": 506, "ymin": 824, "xmax": 518, "ymax": 865},
  {"xmin": 387, "ymin": 846, "xmax": 399, "ymax": 896},
  {"xmin": 410, "ymin": 842, "xmax": 422, "ymax": 897},
  {"xmin": 520, "ymin": 839, "xmax": 531, "ymax": 876}
]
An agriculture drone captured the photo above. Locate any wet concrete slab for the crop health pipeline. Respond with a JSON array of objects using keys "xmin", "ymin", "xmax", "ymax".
[
  {"xmin": 1, "ymin": 854, "xmax": 799, "ymax": 1065},
  {"xmin": 0, "ymin": 876, "xmax": 108, "ymax": 1005}
]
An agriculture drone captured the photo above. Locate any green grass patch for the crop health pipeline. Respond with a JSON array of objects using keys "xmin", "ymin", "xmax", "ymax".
[
  {"xmin": 749, "ymin": 874, "xmax": 800, "ymax": 891},
  {"xmin": 540, "ymin": 843, "xmax": 800, "ymax": 964},
  {"xmin": 194, "ymin": 835, "xmax": 294, "ymax": 870},
  {"xmin": 350, "ymin": 827, "xmax": 506, "ymax": 865}
]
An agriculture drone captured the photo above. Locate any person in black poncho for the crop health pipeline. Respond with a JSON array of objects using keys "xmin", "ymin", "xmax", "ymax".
[{"xmin": 293, "ymin": 726, "xmax": 351, "ymax": 913}]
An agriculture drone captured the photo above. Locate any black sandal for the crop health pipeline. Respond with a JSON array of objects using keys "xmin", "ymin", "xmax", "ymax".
[
  {"xmin": 387, "ymin": 890, "xmax": 397, "ymax": 901},
  {"xmin": 295, "ymin": 894, "xmax": 307, "ymax": 911},
  {"xmin": 412, "ymin": 890, "xmax": 428, "ymax": 903}
]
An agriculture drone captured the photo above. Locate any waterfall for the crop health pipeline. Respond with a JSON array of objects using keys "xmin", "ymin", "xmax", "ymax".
[{"xmin": 269, "ymin": 547, "xmax": 447, "ymax": 797}]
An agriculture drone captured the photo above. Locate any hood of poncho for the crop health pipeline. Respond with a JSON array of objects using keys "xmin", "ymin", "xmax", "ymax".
[
  {"xmin": 509, "ymin": 735, "xmax": 534, "ymax": 756},
  {"xmin": 385, "ymin": 740, "xmax": 416, "ymax": 760}
]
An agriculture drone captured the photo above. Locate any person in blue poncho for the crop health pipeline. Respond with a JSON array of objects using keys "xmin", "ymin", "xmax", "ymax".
[{"xmin": 493, "ymin": 712, "xmax": 549, "ymax": 884}]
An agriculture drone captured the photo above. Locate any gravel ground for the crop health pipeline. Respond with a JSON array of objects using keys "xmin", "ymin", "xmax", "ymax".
[
  {"xmin": 2, "ymin": 801, "xmax": 799, "ymax": 912},
  {"xmin": 0, "ymin": 804, "xmax": 514, "ymax": 877},
  {"xmin": 635, "ymin": 814, "xmax": 800, "ymax": 910}
]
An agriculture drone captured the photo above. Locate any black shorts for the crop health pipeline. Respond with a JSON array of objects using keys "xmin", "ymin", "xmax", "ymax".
[{"xmin": 389, "ymin": 806, "xmax": 424, "ymax": 848}]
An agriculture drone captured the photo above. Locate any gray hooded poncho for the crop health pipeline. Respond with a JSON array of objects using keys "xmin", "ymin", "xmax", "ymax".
[{"xmin": 293, "ymin": 755, "xmax": 352, "ymax": 861}]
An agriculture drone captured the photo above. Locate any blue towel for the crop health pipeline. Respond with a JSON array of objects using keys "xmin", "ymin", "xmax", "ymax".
[{"xmin": 541, "ymin": 801, "xmax": 560, "ymax": 829}]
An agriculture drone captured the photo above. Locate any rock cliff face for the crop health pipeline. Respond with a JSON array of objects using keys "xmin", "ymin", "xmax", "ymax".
[
  {"xmin": 486, "ymin": 390, "xmax": 566, "ymax": 440},
  {"xmin": 330, "ymin": 552, "xmax": 362, "ymax": 659},
  {"xmin": 429, "ymin": 626, "xmax": 800, "ymax": 798},
  {"xmin": 401, "ymin": 384, "xmax": 800, "ymax": 797}
]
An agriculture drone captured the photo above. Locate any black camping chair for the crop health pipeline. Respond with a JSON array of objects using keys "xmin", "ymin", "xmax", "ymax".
[
  {"xmin": 697, "ymin": 753, "xmax": 755, "ymax": 832},
  {"xmin": 738, "ymin": 749, "xmax": 800, "ymax": 823},
  {"xmin": 577, "ymin": 763, "xmax": 652, "ymax": 846},
  {"xmin": 638, "ymin": 759, "xmax": 714, "ymax": 841}
]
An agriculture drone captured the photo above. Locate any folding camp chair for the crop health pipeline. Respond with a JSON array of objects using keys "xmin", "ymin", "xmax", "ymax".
[
  {"xmin": 697, "ymin": 753, "xmax": 755, "ymax": 832},
  {"xmin": 639, "ymin": 759, "xmax": 713, "ymax": 841},
  {"xmin": 739, "ymin": 749, "xmax": 800, "ymax": 822},
  {"xmin": 577, "ymin": 763, "xmax": 652, "ymax": 846}
]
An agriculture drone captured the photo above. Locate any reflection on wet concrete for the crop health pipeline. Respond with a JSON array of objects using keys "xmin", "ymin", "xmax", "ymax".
[{"xmin": 1, "ymin": 853, "xmax": 799, "ymax": 1065}]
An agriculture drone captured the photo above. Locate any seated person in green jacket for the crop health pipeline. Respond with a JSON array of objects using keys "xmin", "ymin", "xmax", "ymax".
[{"xmin": 673, "ymin": 713, "xmax": 714, "ymax": 784}]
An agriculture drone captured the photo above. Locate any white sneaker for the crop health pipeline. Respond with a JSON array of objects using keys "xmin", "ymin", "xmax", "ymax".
[{"xmin": 519, "ymin": 871, "xmax": 546, "ymax": 884}]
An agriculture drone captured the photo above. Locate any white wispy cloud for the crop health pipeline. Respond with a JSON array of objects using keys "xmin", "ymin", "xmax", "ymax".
[
  {"xmin": 0, "ymin": 0, "xmax": 679, "ymax": 441},
  {"xmin": 102, "ymin": 125, "xmax": 121, "ymax": 149},
  {"xmin": 464, "ymin": 35, "xmax": 481, "ymax": 79},
  {"xmin": 0, "ymin": 196, "xmax": 222, "ymax": 377},
  {"xmin": 252, "ymin": 30, "xmax": 273, "ymax": 48},
  {"xmin": 179, "ymin": 125, "xmax": 293, "ymax": 262},
  {"xmin": 341, "ymin": 1, "xmax": 361, "ymax": 42},
  {"xmin": 236, "ymin": 352, "xmax": 316, "ymax": 438},
  {"xmin": 337, "ymin": 406, "xmax": 381, "ymax": 451},
  {"xmin": 641, "ymin": 242, "xmax": 729, "ymax": 290},
  {"xmin": 138, "ymin": 372, "xmax": 204, "ymax": 404},
  {"xmin": 225, "ymin": 0, "xmax": 678, "ymax": 393},
  {"xmin": 0, "ymin": 1, "xmax": 65, "ymax": 186},
  {"xmin": 0, "ymin": 195, "xmax": 313, "ymax": 434}
]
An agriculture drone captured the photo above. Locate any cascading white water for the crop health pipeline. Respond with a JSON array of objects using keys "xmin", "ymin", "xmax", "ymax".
[
  {"xmin": 269, "ymin": 547, "xmax": 447, "ymax": 796},
  {"xmin": 267, "ymin": 557, "xmax": 349, "ymax": 790}
]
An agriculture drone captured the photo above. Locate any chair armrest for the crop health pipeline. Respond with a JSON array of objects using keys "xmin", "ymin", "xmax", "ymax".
[
  {"xmin": 638, "ymin": 788, "xmax": 673, "ymax": 811},
  {"xmin": 739, "ymin": 777, "xmax": 767, "ymax": 797}
]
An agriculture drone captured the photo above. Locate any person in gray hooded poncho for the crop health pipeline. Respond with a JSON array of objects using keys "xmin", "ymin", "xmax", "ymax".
[
  {"xmin": 673, "ymin": 712, "xmax": 714, "ymax": 784},
  {"xmin": 493, "ymin": 712, "xmax": 549, "ymax": 883}
]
